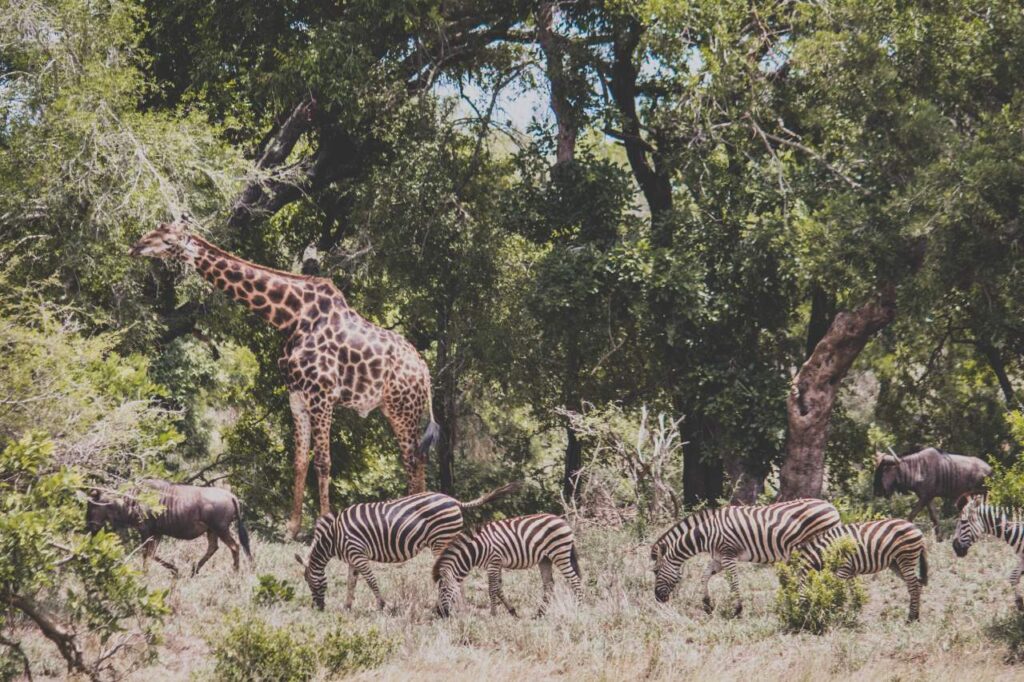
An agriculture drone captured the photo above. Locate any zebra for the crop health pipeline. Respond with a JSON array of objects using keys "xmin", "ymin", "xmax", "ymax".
[
  {"xmin": 432, "ymin": 513, "xmax": 582, "ymax": 618},
  {"xmin": 85, "ymin": 480, "xmax": 252, "ymax": 577},
  {"xmin": 794, "ymin": 519, "xmax": 928, "ymax": 621},
  {"xmin": 952, "ymin": 495, "xmax": 1024, "ymax": 611},
  {"xmin": 294, "ymin": 482, "xmax": 519, "ymax": 610},
  {"xmin": 650, "ymin": 498, "xmax": 840, "ymax": 615}
]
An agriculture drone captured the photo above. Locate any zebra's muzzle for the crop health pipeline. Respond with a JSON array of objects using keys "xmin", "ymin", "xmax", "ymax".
[{"xmin": 952, "ymin": 539, "xmax": 969, "ymax": 558}]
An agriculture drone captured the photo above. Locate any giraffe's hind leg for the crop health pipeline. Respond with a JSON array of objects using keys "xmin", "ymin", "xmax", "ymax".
[{"xmin": 382, "ymin": 398, "xmax": 426, "ymax": 495}]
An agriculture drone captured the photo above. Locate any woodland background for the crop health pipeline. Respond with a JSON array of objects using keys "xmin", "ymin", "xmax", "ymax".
[{"xmin": 3, "ymin": 0, "xmax": 1024, "ymax": 678}]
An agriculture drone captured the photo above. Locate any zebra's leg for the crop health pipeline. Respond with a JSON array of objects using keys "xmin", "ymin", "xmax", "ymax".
[
  {"xmin": 1010, "ymin": 554, "xmax": 1024, "ymax": 611},
  {"xmin": 488, "ymin": 562, "xmax": 516, "ymax": 617},
  {"xmin": 352, "ymin": 557, "xmax": 386, "ymax": 610},
  {"xmin": 926, "ymin": 501, "xmax": 943, "ymax": 541},
  {"xmin": 720, "ymin": 556, "xmax": 743, "ymax": 616},
  {"xmin": 895, "ymin": 556, "xmax": 922, "ymax": 622},
  {"xmin": 535, "ymin": 559, "xmax": 554, "ymax": 618},
  {"xmin": 344, "ymin": 563, "xmax": 359, "ymax": 610},
  {"xmin": 701, "ymin": 558, "xmax": 722, "ymax": 614},
  {"xmin": 192, "ymin": 531, "xmax": 219, "ymax": 576},
  {"xmin": 144, "ymin": 537, "xmax": 179, "ymax": 577},
  {"xmin": 217, "ymin": 528, "xmax": 241, "ymax": 572},
  {"xmin": 554, "ymin": 553, "xmax": 583, "ymax": 605}
]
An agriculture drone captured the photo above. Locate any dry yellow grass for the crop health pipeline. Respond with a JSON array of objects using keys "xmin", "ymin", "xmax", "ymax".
[{"xmin": 13, "ymin": 522, "xmax": 1024, "ymax": 680}]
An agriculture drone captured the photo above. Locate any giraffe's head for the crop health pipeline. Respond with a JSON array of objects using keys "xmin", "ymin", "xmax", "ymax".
[{"xmin": 129, "ymin": 221, "xmax": 197, "ymax": 261}]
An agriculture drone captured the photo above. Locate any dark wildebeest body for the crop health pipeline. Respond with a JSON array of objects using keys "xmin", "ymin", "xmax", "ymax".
[
  {"xmin": 86, "ymin": 479, "xmax": 252, "ymax": 576},
  {"xmin": 874, "ymin": 448, "xmax": 992, "ymax": 539}
]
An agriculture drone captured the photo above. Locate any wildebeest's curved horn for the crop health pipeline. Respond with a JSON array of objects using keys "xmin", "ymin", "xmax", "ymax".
[{"xmin": 294, "ymin": 552, "xmax": 307, "ymax": 568}]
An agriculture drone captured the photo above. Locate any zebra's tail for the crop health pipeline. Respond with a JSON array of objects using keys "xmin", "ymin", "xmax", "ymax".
[
  {"xmin": 918, "ymin": 550, "xmax": 928, "ymax": 586},
  {"xmin": 459, "ymin": 481, "xmax": 522, "ymax": 510},
  {"xmin": 570, "ymin": 544, "xmax": 582, "ymax": 579},
  {"xmin": 234, "ymin": 497, "xmax": 253, "ymax": 560}
]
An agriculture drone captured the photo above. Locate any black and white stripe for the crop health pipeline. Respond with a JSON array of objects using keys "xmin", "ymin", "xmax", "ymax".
[
  {"xmin": 432, "ymin": 513, "xmax": 582, "ymax": 617},
  {"xmin": 296, "ymin": 483, "xmax": 518, "ymax": 610},
  {"xmin": 650, "ymin": 498, "xmax": 840, "ymax": 614},
  {"xmin": 796, "ymin": 519, "xmax": 928, "ymax": 620},
  {"xmin": 953, "ymin": 495, "xmax": 1024, "ymax": 610}
]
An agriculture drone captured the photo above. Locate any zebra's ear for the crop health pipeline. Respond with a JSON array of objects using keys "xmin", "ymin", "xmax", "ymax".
[
  {"xmin": 955, "ymin": 494, "xmax": 972, "ymax": 512},
  {"xmin": 294, "ymin": 552, "xmax": 307, "ymax": 568}
]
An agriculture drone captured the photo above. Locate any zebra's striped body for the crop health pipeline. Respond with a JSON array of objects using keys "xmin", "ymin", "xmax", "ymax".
[
  {"xmin": 432, "ymin": 513, "xmax": 582, "ymax": 617},
  {"xmin": 650, "ymin": 498, "xmax": 840, "ymax": 614},
  {"xmin": 953, "ymin": 496, "xmax": 1024, "ymax": 610},
  {"xmin": 297, "ymin": 483, "xmax": 518, "ymax": 610},
  {"xmin": 796, "ymin": 519, "xmax": 928, "ymax": 620}
]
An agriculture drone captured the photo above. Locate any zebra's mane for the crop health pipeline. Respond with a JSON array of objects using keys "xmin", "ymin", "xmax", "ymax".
[
  {"xmin": 652, "ymin": 507, "xmax": 715, "ymax": 549},
  {"xmin": 431, "ymin": 531, "xmax": 474, "ymax": 583}
]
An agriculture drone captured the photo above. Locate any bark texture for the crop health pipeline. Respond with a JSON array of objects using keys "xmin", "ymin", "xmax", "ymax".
[{"xmin": 778, "ymin": 289, "xmax": 897, "ymax": 500}]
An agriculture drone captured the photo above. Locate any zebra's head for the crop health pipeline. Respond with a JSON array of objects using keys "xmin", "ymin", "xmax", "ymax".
[
  {"xmin": 952, "ymin": 495, "xmax": 985, "ymax": 558},
  {"xmin": 651, "ymin": 518, "xmax": 703, "ymax": 602},
  {"xmin": 432, "ymin": 533, "xmax": 476, "ymax": 618},
  {"xmin": 296, "ymin": 513, "xmax": 338, "ymax": 609}
]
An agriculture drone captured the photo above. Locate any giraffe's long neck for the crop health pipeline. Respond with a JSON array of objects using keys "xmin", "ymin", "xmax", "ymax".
[{"xmin": 185, "ymin": 235, "xmax": 323, "ymax": 334}]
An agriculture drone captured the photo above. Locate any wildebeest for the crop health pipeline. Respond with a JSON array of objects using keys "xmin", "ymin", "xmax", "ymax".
[
  {"xmin": 86, "ymin": 479, "xmax": 252, "ymax": 577},
  {"xmin": 873, "ymin": 448, "xmax": 992, "ymax": 539}
]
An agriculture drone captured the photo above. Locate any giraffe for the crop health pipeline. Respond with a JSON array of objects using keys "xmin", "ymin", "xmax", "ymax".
[{"xmin": 130, "ymin": 220, "xmax": 439, "ymax": 537}]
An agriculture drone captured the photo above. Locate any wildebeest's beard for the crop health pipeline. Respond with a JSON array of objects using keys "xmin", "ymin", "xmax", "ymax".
[{"xmin": 873, "ymin": 464, "xmax": 899, "ymax": 497}]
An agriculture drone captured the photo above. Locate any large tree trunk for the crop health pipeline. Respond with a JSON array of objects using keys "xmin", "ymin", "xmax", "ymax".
[
  {"xmin": 537, "ymin": 2, "xmax": 576, "ymax": 166},
  {"xmin": 562, "ymin": 339, "xmax": 583, "ymax": 501},
  {"xmin": 682, "ymin": 413, "xmax": 724, "ymax": 507},
  {"xmin": 723, "ymin": 451, "xmax": 766, "ymax": 505},
  {"xmin": 975, "ymin": 339, "xmax": 1016, "ymax": 405},
  {"xmin": 778, "ymin": 289, "xmax": 897, "ymax": 500},
  {"xmin": 435, "ymin": 305, "xmax": 457, "ymax": 495}
]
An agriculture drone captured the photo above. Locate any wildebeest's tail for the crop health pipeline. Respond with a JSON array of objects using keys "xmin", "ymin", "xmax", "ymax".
[
  {"xmin": 459, "ymin": 481, "xmax": 522, "ymax": 510},
  {"xmin": 233, "ymin": 497, "xmax": 252, "ymax": 559},
  {"xmin": 918, "ymin": 550, "xmax": 928, "ymax": 586},
  {"xmin": 570, "ymin": 544, "xmax": 582, "ymax": 579},
  {"xmin": 417, "ymin": 384, "xmax": 441, "ymax": 457}
]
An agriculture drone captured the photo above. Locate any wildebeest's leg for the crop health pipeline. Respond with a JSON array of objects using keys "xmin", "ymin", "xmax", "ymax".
[
  {"xmin": 894, "ymin": 556, "xmax": 922, "ymax": 622},
  {"xmin": 536, "ymin": 559, "xmax": 554, "ymax": 617},
  {"xmin": 906, "ymin": 496, "xmax": 929, "ymax": 522},
  {"xmin": 344, "ymin": 563, "xmax": 359, "ymax": 610},
  {"xmin": 487, "ymin": 561, "xmax": 516, "ymax": 617},
  {"xmin": 701, "ymin": 557, "xmax": 722, "ymax": 613},
  {"xmin": 351, "ymin": 556, "xmax": 385, "ymax": 610},
  {"xmin": 720, "ymin": 554, "xmax": 743, "ymax": 616},
  {"xmin": 217, "ymin": 528, "xmax": 241, "ymax": 571},
  {"xmin": 192, "ymin": 531, "xmax": 219, "ymax": 576},
  {"xmin": 287, "ymin": 391, "xmax": 312, "ymax": 539},
  {"xmin": 1011, "ymin": 554, "xmax": 1024, "ymax": 611},
  {"xmin": 926, "ymin": 500, "xmax": 943, "ymax": 540},
  {"xmin": 143, "ymin": 537, "xmax": 178, "ymax": 577}
]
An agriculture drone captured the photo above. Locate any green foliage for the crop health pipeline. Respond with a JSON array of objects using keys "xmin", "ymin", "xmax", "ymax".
[
  {"xmin": 212, "ymin": 615, "xmax": 394, "ymax": 681},
  {"xmin": 252, "ymin": 575, "xmax": 296, "ymax": 606},
  {"xmin": 775, "ymin": 538, "xmax": 866, "ymax": 634}
]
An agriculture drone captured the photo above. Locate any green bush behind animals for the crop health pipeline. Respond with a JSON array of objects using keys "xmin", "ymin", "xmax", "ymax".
[{"xmin": 775, "ymin": 537, "xmax": 867, "ymax": 635}]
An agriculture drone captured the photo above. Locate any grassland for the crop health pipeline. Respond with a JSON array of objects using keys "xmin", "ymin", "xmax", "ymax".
[{"xmin": 13, "ymin": 520, "xmax": 1024, "ymax": 681}]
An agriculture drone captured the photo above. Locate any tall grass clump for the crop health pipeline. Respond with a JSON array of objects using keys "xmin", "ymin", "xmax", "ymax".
[
  {"xmin": 775, "ymin": 537, "xmax": 866, "ymax": 634},
  {"xmin": 985, "ymin": 611, "xmax": 1024, "ymax": 663}
]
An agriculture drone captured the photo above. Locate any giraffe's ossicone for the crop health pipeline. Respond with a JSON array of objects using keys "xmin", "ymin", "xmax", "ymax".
[{"xmin": 131, "ymin": 220, "xmax": 439, "ymax": 537}]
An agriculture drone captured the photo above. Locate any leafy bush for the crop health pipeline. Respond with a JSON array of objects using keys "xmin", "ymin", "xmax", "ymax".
[
  {"xmin": 252, "ymin": 574, "xmax": 296, "ymax": 606},
  {"xmin": 321, "ymin": 626, "xmax": 396, "ymax": 675},
  {"xmin": 212, "ymin": 615, "xmax": 395, "ymax": 681},
  {"xmin": 985, "ymin": 611, "xmax": 1024, "ymax": 663},
  {"xmin": 987, "ymin": 410, "xmax": 1024, "ymax": 508},
  {"xmin": 774, "ymin": 537, "xmax": 866, "ymax": 634},
  {"xmin": 213, "ymin": 615, "xmax": 317, "ymax": 682}
]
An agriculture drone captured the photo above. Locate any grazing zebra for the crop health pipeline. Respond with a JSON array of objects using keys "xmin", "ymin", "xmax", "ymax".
[
  {"xmin": 650, "ymin": 498, "xmax": 840, "ymax": 615},
  {"xmin": 432, "ymin": 513, "xmax": 582, "ymax": 618},
  {"xmin": 795, "ymin": 519, "xmax": 928, "ymax": 621},
  {"xmin": 294, "ymin": 482, "xmax": 519, "ymax": 610},
  {"xmin": 953, "ymin": 495, "xmax": 1024, "ymax": 610},
  {"xmin": 85, "ymin": 480, "xmax": 252, "ymax": 577}
]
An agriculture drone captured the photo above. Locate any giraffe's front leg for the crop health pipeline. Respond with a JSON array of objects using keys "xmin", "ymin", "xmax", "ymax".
[
  {"xmin": 309, "ymin": 400, "xmax": 335, "ymax": 518},
  {"xmin": 287, "ymin": 391, "xmax": 312, "ymax": 539}
]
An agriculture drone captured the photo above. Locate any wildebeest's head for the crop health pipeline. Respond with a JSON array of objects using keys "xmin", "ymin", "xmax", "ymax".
[
  {"xmin": 84, "ymin": 488, "xmax": 130, "ymax": 534},
  {"xmin": 129, "ymin": 220, "xmax": 195, "ymax": 260},
  {"xmin": 952, "ymin": 495, "xmax": 985, "ymax": 558},
  {"xmin": 872, "ymin": 452, "xmax": 903, "ymax": 497}
]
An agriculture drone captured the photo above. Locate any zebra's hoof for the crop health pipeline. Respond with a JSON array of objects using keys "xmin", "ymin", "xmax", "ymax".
[
  {"xmin": 376, "ymin": 601, "xmax": 387, "ymax": 612},
  {"xmin": 702, "ymin": 598, "xmax": 713, "ymax": 614},
  {"xmin": 732, "ymin": 603, "xmax": 743, "ymax": 617},
  {"xmin": 1015, "ymin": 597, "xmax": 1023, "ymax": 612},
  {"xmin": 508, "ymin": 608, "xmax": 519, "ymax": 618}
]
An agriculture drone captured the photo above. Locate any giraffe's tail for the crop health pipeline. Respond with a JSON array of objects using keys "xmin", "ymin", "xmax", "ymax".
[{"xmin": 417, "ymin": 383, "xmax": 440, "ymax": 457}]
